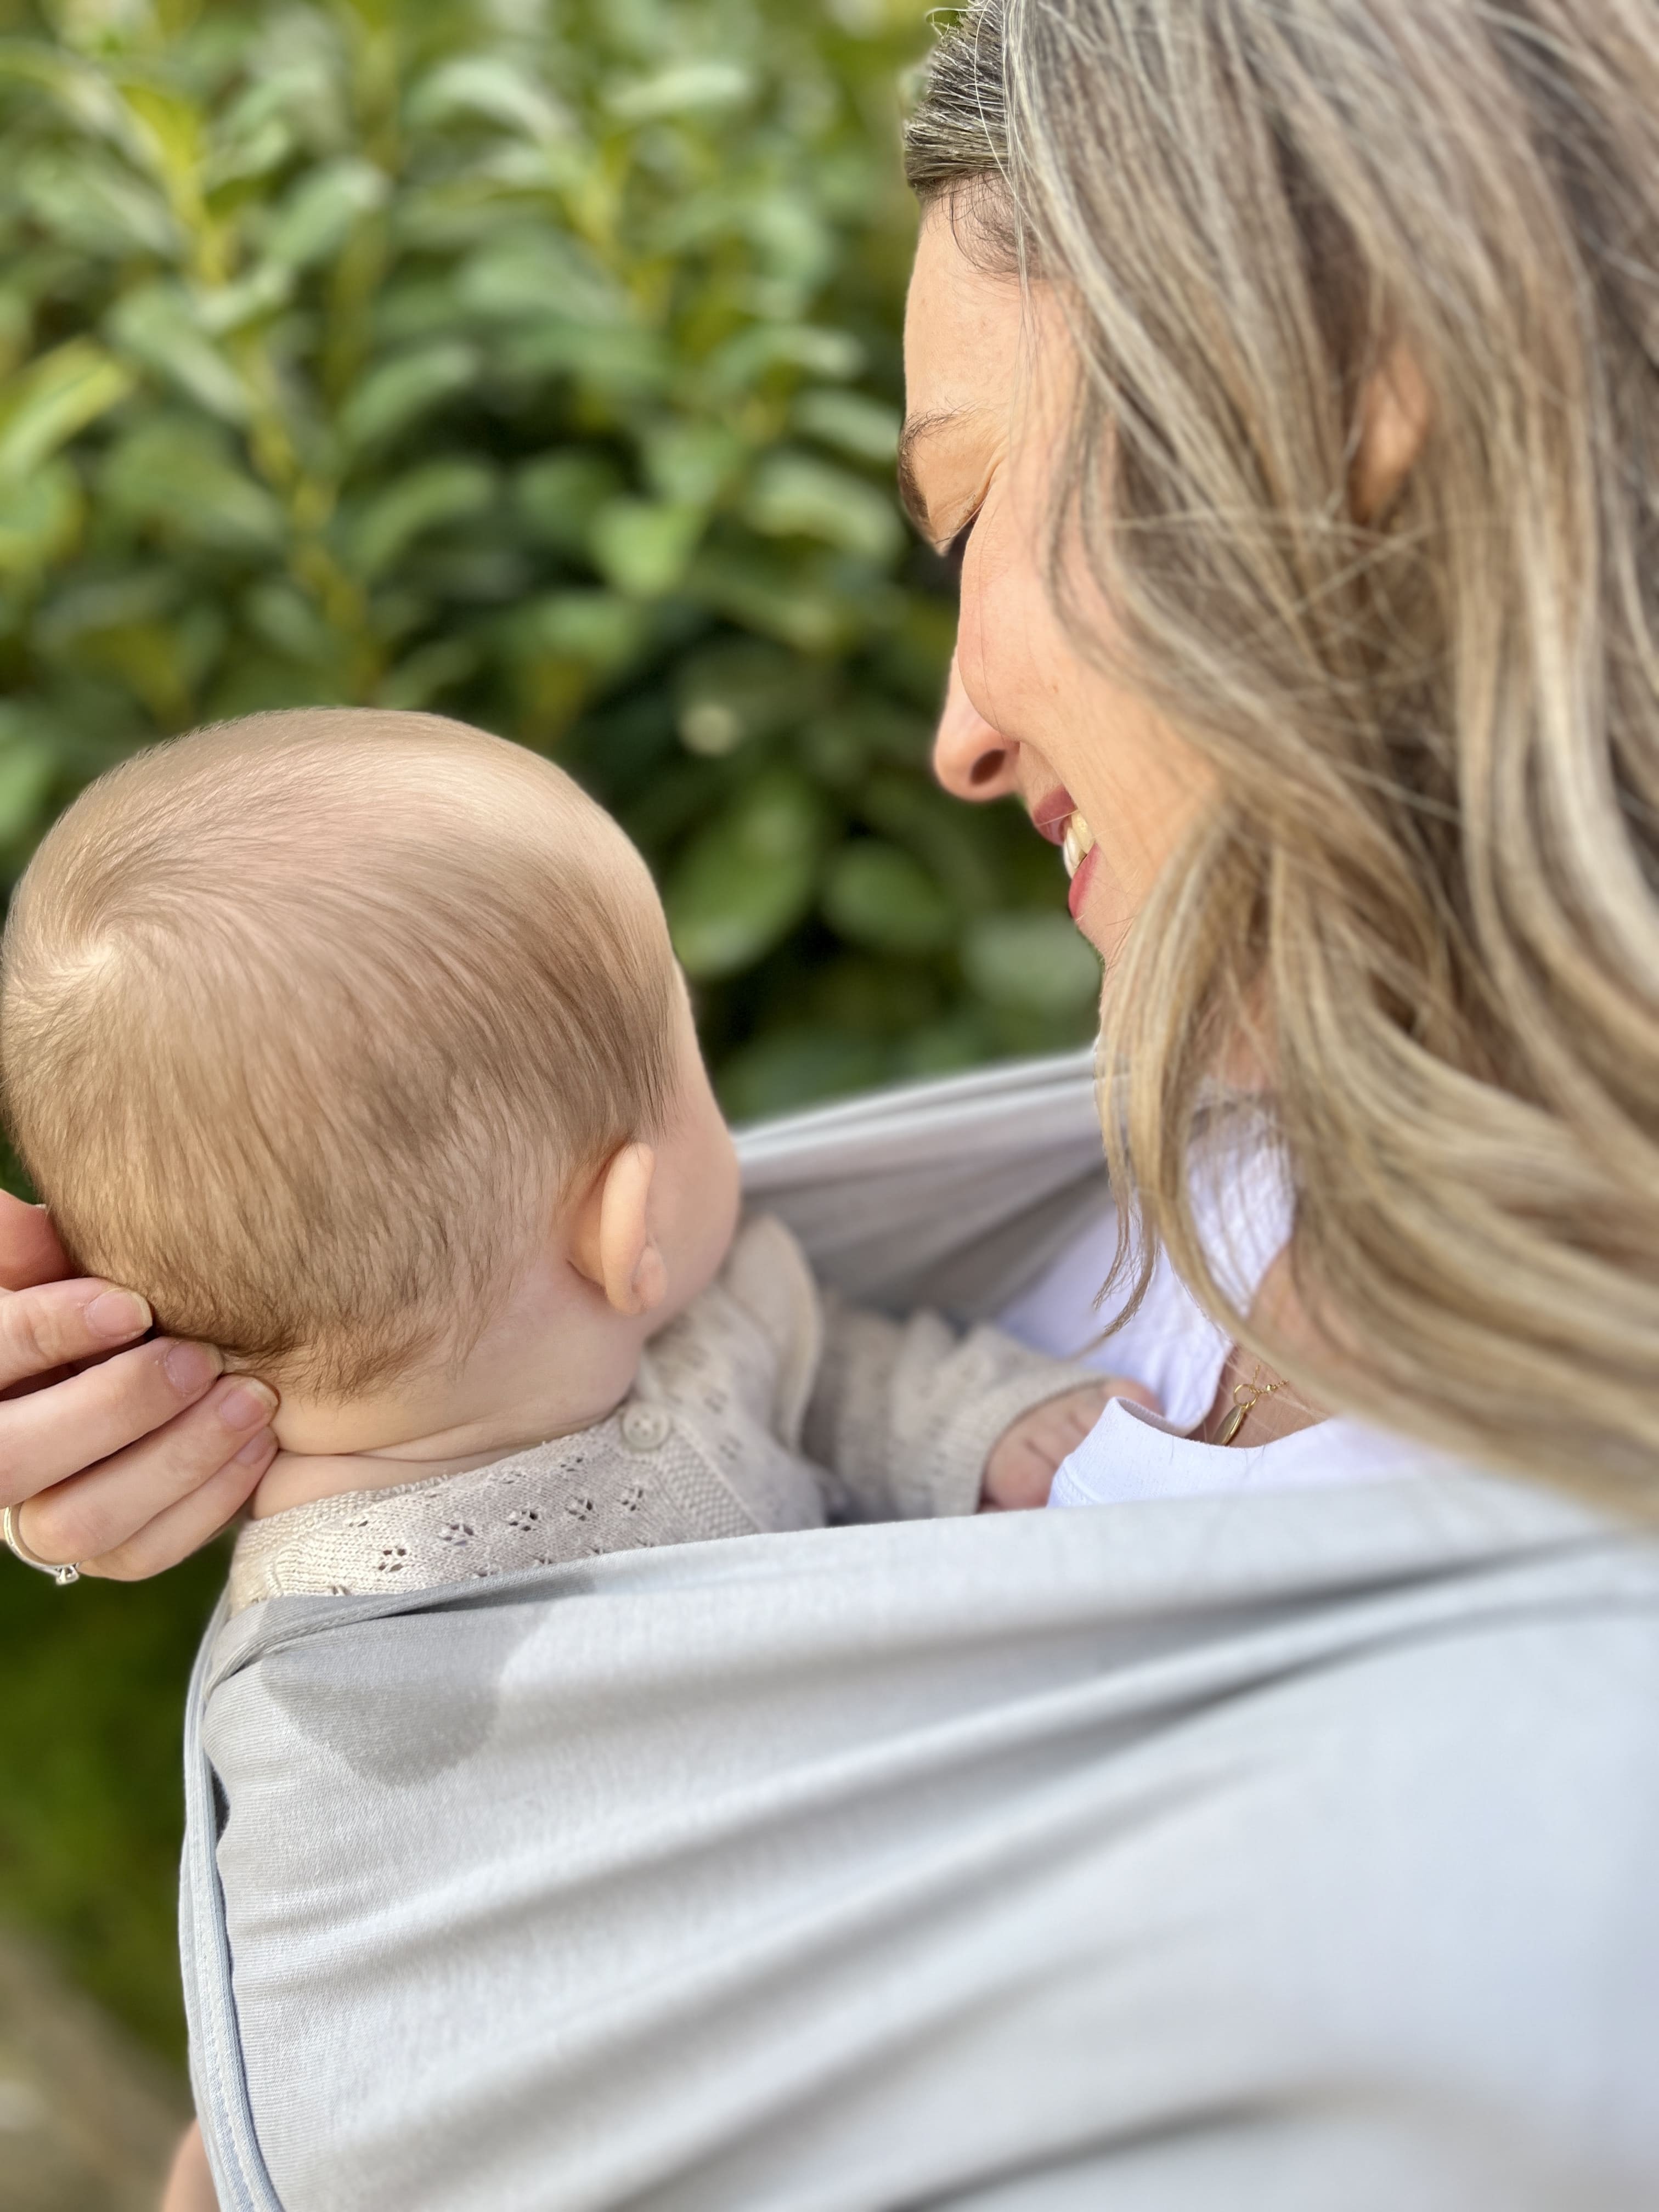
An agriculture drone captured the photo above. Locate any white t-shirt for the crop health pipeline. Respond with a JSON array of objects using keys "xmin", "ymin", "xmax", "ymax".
[{"xmin": 997, "ymin": 1136, "xmax": 1455, "ymax": 1507}]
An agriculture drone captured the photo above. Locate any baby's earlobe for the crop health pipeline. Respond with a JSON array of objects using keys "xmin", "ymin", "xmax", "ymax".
[{"xmin": 629, "ymin": 1244, "xmax": 668, "ymax": 1317}]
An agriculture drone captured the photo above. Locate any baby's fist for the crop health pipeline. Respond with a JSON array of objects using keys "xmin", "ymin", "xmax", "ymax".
[{"xmin": 981, "ymin": 1378, "xmax": 1159, "ymax": 1512}]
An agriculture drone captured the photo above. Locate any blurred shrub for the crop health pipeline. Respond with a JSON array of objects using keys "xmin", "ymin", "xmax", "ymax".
[{"xmin": 0, "ymin": 0, "xmax": 1094, "ymax": 1120}]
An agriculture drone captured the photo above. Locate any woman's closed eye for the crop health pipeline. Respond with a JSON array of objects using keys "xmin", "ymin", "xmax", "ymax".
[{"xmin": 943, "ymin": 511, "xmax": 979, "ymax": 579}]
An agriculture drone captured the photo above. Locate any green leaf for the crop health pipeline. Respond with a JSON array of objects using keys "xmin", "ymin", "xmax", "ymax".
[
  {"xmin": 101, "ymin": 419, "xmax": 285, "ymax": 553},
  {"xmin": 500, "ymin": 321, "xmax": 671, "ymax": 398},
  {"xmin": 644, "ymin": 420, "xmax": 743, "ymax": 509},
  {"xmin": 0, "ymin": 340, "xmax": 137, "ymax": 481},
  {"xmin": 243, "ymin": 579, "xmax": 337, "ymax": 667},
  {"xmin": 337, "ymin": 342, "xmax": 479, "ymax": 452},
  {"xmin": 0, "ymin": 295, "xmax": 29, "ymax": 383},
  {"xmin": 822, "ymin": 840, "xmax": 954, "ymax": 955},
  {"xmin": 0, "ymin": 741, "xmax": 54, "ymax": 842},
  {"xmin": 0, "ymin": 460, "xmax": 83, "ymax": 577},
  {"xmin": 962, "ymin": 912, "xmax": 1103, "ymax": 1017},
  {"xmin": 345, "ymin": 460, "xmax": 495, "ymax": 579},
  {"xmin": 718, "ymin": 1026, "xmax": 888, "ymax": 1123},
  {"xmin": 107, "ymin": 285, "xmax": 250, "ymax": 423},
  {"xmin": 18, "ymin": 146, "xmax": 180, "ymax": 260},
  {"xmin": 263, "ymin": 157, "xmax": 388, "ymax": 270},
  {"xmin": 590, "ymin": 498, "xmax": 703, "ymax": 597},
  {"xmin": 666, "ymin": 768, "xmax": 828, "ymax": 979},
  {"xmin": 117, "ymin": 80, "xmax": 207, "ymax": 205},
  {"xmin": 456, "ymin": 232, "xmax": 622, "ymax": 328},
  {"xmin": 674, "ymin": 637, "xmax": 819, "ymax": 757},
  {"xmin": 202, "ymin": 113, "xmax": 293, "ymax": 191},
  {"xmin": 0, "ymin": 40, "xmax": 135, "ymax": 151},
  {"xmin": 513, "ymin": 589, "xmax": 648, "ymax": 673},
  {"xmin": 689, "ymin": 544, "xmax": 855, "ymax": 653},
  {"xmin": 193, "ymin": 263, "xmax": 295, "ymax": 338},
  {"xmin": 793, "ymin": 387, "xmax": 900, "ymax": 463},
  {"xmin": 514, "ymin": 453, "xmax": 625, "ymax": 554},
  {"xmin": 707, "ymin": 323, "xmax": 866, "ymax": 397},
  {"xmin": 408, "ymin": 55, "xmax": 567, "ymax": 142},
  {"xmin": 746, "ymin": 452, "xmax": 903, "ymax": 562},
  {"xmin": 607, "ymin": 62, "xmax": 756, "ymax": 123},
  {"xmin": 35, "ymin": 570, "xmax": 179, "ymax": 652},
  {"xmin": 0, "ymin": 704, "xmax": 57, "ymax": 840},
  {"xmin": 375, "ymin": 638, "xmax": 479, "ymax": 709}
]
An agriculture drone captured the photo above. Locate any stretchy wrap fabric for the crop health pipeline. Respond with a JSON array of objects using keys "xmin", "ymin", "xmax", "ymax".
[{"xmin": 181, "ymin": 1051, "xmax": 1659, "ymax": 2211}]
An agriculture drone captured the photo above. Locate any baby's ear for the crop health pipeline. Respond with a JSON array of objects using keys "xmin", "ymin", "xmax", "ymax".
[{"xmin": 570, "ymin": 1143, "xmax": 666, "ymax": 1317}]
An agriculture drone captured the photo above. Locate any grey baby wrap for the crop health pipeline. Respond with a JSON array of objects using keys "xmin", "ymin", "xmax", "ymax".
[{"xmin": 183, "ymin": 1052, "xmax": 1659, "ymax": 2211}]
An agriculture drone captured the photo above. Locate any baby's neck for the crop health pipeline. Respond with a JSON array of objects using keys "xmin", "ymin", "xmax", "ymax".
[{"xmin": 250, "ymin": 1262, "xmax": 650, "ymax": 1520}]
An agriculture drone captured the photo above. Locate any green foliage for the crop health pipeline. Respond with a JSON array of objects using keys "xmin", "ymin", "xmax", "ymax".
[
  {"xmin": 0, "ymin": 1541, "xmax": 230, "ymax": 2063},
  {"xmin": 0, "ymin": 0, "xmax": 1094, "ymax": 1118}
]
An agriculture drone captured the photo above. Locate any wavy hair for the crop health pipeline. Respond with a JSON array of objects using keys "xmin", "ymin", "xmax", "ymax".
[{"xmin": 907, "ymin": 0, "xmax": 1659, "ymax": 1500}]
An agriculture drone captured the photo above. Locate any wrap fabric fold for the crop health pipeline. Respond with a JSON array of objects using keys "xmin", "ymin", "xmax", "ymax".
[{"xmin": 181, "ymin": 1051, "xmax": 1659, "ymax": 2211}]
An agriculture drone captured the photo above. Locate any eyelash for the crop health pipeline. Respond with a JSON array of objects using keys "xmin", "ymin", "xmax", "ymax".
[{"xmin": 944, "ymin": 513, "xmax": 978, "ymax": 578}]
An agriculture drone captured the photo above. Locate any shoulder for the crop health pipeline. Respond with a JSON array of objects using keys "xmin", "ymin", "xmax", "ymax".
[
  {"xmin": 720, "ymin": 1214, "xmax": 819, "ymax": 1334},
  {"xmin": 650, "ymin": 1215, "xmax": 823, "ymax": 1448}
]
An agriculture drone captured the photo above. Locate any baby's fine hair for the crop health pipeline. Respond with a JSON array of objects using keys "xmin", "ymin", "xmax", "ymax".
[{"xmin": 0, "ymin": 709, "xmax": 678, "ymax": 1399}]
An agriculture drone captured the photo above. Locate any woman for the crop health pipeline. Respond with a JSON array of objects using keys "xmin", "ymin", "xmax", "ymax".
[{"xmin": 10, "ymin": 0, "xmax": 1659, "ymax": 2202}]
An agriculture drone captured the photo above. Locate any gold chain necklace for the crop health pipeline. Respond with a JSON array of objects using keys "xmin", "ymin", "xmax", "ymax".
[{"xmin": 1216, "ymin": 1363, "xmax": 1287, "ymax": 1447}]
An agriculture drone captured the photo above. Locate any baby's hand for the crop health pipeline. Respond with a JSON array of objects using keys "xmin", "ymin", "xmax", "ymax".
[{"xmin": 981, "ymin": 1378, "xmax": 1159, "ymax": 1512}]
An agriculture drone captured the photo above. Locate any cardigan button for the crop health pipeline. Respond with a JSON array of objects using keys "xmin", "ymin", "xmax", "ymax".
[{"xmin": 620, "ymin": 1402, "xmax": 672, "ymax": 1452}]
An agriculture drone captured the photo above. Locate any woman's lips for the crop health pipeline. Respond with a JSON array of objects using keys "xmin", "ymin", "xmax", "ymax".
[
  {"xmin": 1030, "ymin": 788, "xmax": 1074, "ymax": 847},
  {"xmin": 1030, "ymin": 787, "xmax": 1099, "ymax": 921},
  {"xmin": 1060, "ymin": 808, "xmax": 1099, "ymax": 920},
  {"xmin": 1066, "ymin": 837, "xmax": 1101, "ymax": 921}
]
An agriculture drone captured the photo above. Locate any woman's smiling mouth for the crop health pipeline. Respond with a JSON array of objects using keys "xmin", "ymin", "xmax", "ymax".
[{"xmin": 1029, "ymin": 788, "xmax": 1101, "ymax": 921}]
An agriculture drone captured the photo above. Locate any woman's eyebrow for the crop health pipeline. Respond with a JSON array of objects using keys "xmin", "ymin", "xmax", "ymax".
[{"xmin": 896, "ymin": 406, "xmax": 978, "ymax": 537}]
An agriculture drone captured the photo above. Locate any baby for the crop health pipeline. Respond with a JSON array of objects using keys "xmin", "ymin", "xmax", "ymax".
[{"xmin": 0, "ymin": 709, "xmax": 1111, "ymax": 1607}]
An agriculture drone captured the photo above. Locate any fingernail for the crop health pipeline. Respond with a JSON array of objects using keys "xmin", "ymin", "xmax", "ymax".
[
  {"xmin": 219, "ymin": 1380, "xmax": 278, "ymax": 1431},
  {"xmin": 86, "ymin": 1289, "xmax": 153, "ymax": 1341},
  {"xmin": 163, "ymin": 1340, "xmax": 223, "ymax": 1396},
  {"xmin": 235, "ymin": 1427, "xmax": 277, "ymax": 1465}
]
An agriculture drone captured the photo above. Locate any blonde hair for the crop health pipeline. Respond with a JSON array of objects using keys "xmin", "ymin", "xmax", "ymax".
[
  {"xmin": 909, "ymin": 1, "xmax": 1659, "ymax": 1500},
  {"xmin": 1, "ymin": 709, "xmax": 676, "ymax": 1399}
]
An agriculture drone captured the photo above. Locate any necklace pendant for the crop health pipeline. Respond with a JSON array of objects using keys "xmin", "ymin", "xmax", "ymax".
[{"xmin": 1216, "ymin": 1403, "xmax": 1248, "ymax": 1446}]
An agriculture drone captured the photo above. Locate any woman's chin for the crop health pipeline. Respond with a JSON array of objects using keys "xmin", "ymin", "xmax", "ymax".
[{"xmin": 1068, "ymin": 852, "xmax": 1137, "ymax": 978}]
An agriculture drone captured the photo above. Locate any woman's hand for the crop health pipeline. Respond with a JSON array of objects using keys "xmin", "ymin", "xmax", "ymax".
[{"xmin": 0, "ymin": 1192, "xmax": 278, "ymax": 1582}]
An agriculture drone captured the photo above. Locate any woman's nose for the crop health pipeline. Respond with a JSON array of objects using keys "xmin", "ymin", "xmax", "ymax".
[{"xmin": 932, "ymin": 657, "xmax": 1022, "ymax": 803}]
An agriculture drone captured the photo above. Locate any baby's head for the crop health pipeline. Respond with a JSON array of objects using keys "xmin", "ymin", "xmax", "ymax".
[{"xmin": 0, "ymin": 709, "xmax": 739, "ymax": 1425}]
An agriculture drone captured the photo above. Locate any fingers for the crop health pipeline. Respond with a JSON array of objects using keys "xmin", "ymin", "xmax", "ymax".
[
  {"xmin": 80, "ymin": 1419, "xmax": 276, "ymax": 1581},
  {"xmin": 0, "ymin": 1334, "xmax": 230, "ymax": 1508},
  {"xmin": 0, "ymin": 1191, "xmax": 70, "ymax": 1292},
  {"xmin": 0, "ymin": 1276, "xmax": 153, "ymax": 1392},
  {"xmin": 15, "ymin": 1373, "xmax": 277, "ymax": 1573}
]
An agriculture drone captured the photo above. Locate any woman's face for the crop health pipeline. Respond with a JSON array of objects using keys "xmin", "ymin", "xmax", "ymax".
[{"xmin": 901, "ymin": 206, "xmax": 1213, "ymax": 966}]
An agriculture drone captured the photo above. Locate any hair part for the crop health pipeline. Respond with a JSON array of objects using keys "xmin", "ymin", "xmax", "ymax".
[
  {"xmin": 0, "ymin": 709, "xmax": 678, "ymax": 1401},
  {"xmin": 907, "ymin": 0, "xmax": 1659, "ymax": 1504}
]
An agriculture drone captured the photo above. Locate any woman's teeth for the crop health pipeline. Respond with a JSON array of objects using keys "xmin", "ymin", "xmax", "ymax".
[{"xmin": 1061, "ymin": 812, "xmax": 1096, "ymax": 880}]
